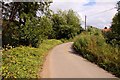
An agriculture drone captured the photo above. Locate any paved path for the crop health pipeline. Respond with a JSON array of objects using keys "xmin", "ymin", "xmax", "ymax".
[{"xmin": 40, "ymin": 42, "xmax": 116, "ymax": 78}]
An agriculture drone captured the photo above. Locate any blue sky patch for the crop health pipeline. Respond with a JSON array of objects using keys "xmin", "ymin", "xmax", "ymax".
[{"xmin": 83, "ymin": 0, "xmax": 96, "ymax": 6}]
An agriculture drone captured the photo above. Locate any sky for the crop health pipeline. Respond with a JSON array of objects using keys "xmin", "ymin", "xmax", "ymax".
[{"xmin": 50, "ymin": 0, "xmax": 119, "ymax": 29}]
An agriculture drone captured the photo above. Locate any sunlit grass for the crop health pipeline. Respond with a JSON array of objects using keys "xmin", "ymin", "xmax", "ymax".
[{"xmin": 2, "ymin": 39, "xmax": 62, "ymax": 78}]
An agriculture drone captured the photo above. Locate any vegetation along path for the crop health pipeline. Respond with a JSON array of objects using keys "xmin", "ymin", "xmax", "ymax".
[{"xmin": 40, "ymin": 42, "xmax": 116, "ymax": 78}]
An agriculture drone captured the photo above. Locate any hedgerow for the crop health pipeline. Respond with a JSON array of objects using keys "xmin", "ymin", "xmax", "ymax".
[{"xmin": 73, "ymin": 27, "xmax": 120, "ymax": 77}]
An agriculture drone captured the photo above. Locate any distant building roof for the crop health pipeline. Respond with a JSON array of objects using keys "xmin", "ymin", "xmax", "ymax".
[{"xmin": 102, "ymin": 27, "xmax": 111, "ymax": 32}]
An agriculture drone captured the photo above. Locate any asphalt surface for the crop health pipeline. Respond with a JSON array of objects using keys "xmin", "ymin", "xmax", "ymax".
[{"xmin": 40, "ymin": 42, "xmax": 116, "ymax": 78}]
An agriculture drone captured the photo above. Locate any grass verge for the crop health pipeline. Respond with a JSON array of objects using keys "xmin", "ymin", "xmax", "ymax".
[{"xmin": 2, "ymin": 39, "xmax": 62, "ymax": 78}]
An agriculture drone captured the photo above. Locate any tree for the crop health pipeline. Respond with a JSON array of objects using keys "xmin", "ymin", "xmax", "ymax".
[
  {"xmin": 105, "ymin": 12, "xmax": 120, "ymax": 46},
  {"xmin": 51, "ymin": 10, "xmax": 82, "ymax": 39},
  {"xmin": 51, "ymin": 13, "xmax": 67, "ymax": 39},
  {"xmin": 2, "ymin": 1, "xmax": 53, "ymax": 35},
  {"xmin": 103, "ymin": 2, "xmax": 120, "ymax": 47},
  {"xmin": 18, "ymin": 14, "xmax": 53, "ymax": 47},
  {"xmin": 66, "ymin": 10, "xmax": 82, "ymax": 34},
  {"xmin": 2, "ymin": 1, "xmax": 53, "ymax": 47},
  {"xmin": 111, "ymin": 13, "xmax": 120, "ymax": 35}
]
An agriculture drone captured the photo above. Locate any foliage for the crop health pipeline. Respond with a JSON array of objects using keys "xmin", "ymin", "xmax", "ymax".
[
  {"xmin": 2, "ymin": 14, "xmax": 53, "ymax": 48},
  {"xmin": 2, "ymin": 2, "xmax": 82, "ymax": 48},
  {"xmin": 19, "ymin": 14, "xmax": 53, "ymax": 47},
  {"xmin": 111, "ymin": 13, "xmax": 120, "ymax": 35},
  {"xmin": 2, "ymin": 39, "xmax": 62, "ymax": 78},
  {"xmin": 2, "ymin": 2, "xmax": 40, "ymax": 35},
  {"xmin": 2, "ymin": 1, "xmax": 53, "ymax": 21},
  {"xmin": 73, "ymin": 27, "xmax": 120, "ymax": 77},
  {"xmin": 105, "ymin": 12, "xmax": 120, "ymax": 47},
  {"xmin": 2, "ymin": 20, "xmax": 20, "ymax": 47},
  {"xmin": 51, "ymin": 10, "xmax": 83, "ymax": 39},
  {"xmin": 2, "ymin": 1, "xmax": 53, "ymax": 47}
]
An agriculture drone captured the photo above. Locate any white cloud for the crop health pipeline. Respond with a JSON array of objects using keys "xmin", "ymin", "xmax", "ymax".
[
  {"xmin": 50, "ymin": 1, "xmax": 87, "ymax": 12},
  {"xmin": 81, "ymin": 0, "xmax": 117, "ymax": 28},
  {"xmin": 50, "ymin": 0, "xmax": 118, "ymax": 29}
]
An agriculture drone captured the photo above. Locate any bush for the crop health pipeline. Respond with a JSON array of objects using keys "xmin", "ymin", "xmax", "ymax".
[
  {"xmin": 103, "ymin": 31, "xmax": 120, "ymax": 47},
  {"xmin": 2, "ymin": 39, "xmax": 62, "ymax": 78},
  {"xmin": 2, "ymin": 14, "xmax": 53, "ymax": 48},
  {"xmin": 73, "ymin": 27, "xmax": 120, "ymax": 77}
]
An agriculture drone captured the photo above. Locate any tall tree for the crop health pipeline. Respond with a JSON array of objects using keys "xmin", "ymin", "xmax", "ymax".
[
  {"xmin": 2, "ymin": 1, "xmax": 53, "ymax": 47},
  {"xmin": 2, "ymin": 1, "xmax": 53, "ymax": 35},
  {"xmin": 106, "ymin": 8, "xmax": 120, "ymax": 46},
  {"xmin": 111, "ymin": 13, "xmax": 120, "ymax": 35},
  {"xmin": 51, "ymin": 10, "xmax": 82, "ymax": 39}
]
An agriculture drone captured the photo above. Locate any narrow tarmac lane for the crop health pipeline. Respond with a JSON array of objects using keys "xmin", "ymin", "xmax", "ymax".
[{"xmin": 40, "ymin": 42, "xmax": 116, "ymax": 78}]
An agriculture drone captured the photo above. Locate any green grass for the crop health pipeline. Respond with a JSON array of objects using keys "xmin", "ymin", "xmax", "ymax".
[
  {"xmin": 2, "ymin": 39, "xmax": 62, "ymax": 78},
  {"xmin": 73, "ymin": 27, "xmax": 120, "ymax": 78}
]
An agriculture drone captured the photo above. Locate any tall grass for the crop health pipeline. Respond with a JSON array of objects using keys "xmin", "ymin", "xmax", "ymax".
[
  {"xmin": 2, "ymin": 39, "xmax": 62, "ymax": 78},
  {"xmin": 73, "ymin": 27, "xmax": 120, "ymax": 77}
]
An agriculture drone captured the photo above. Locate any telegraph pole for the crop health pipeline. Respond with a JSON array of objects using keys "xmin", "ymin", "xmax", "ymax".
[{"xmin": 85, "ymin": 15, "xmax": 87, "ymax": 30}]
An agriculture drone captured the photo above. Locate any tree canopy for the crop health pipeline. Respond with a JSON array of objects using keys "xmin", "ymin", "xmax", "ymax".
[{"xmin": 2, "ymin": 0, "xmax": 83, "ymax": 48}]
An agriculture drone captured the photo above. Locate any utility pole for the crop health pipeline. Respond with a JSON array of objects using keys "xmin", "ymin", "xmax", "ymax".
[{"xmin": 85, "ymin": 15, "xmax": 87, "ymax": 30}]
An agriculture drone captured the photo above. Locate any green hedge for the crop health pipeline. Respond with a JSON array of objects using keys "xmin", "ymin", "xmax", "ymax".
[
  {"xmin": 73, "ymin": 28, "xmax": 120, "ymax": 78},
  {"xmin": 2, "ymin": 39, "xmax": 62, "ymax": 78}
]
